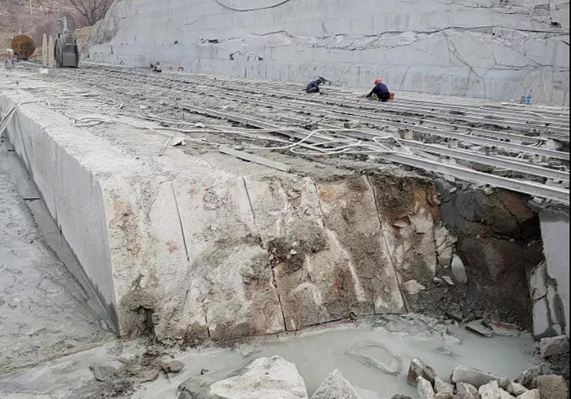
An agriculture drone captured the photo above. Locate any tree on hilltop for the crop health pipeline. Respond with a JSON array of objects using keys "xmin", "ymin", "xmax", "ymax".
[{"xmin": 62, "ymin": 0, "xmax": 113, "ymax": 26}]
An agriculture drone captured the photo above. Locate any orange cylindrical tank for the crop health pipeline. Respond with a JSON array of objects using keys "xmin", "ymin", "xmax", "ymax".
[{"xmin": 11, "ymin": 35, "xmax": 36, "ymax": 60}]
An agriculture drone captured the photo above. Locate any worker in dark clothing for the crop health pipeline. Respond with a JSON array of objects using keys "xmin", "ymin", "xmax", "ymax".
[
  {"xmin": 367, "ymin": 79, "xmax": 391, "ymax": 102},
  {"xmin": 306, "ymin": 78, "xmax": 324, "ymax": 94},
  {"xmin": 150, "ymin": 61, "xmax": 162, "ymax": 73}
]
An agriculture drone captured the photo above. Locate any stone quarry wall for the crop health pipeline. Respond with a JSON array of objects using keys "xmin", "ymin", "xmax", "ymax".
[{"xmin": 86, "ymin": 0, "xmax": 570, "ymax": 105}]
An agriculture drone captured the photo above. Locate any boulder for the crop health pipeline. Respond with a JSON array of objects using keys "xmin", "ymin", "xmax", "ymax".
[
  {"xmin": 161, "ymin": 359, "xmax": 185, "ymax": 373},
  {"xmin": 89, "ymin": 364, "xmax": 120, "ymax": 383},
  {"xmin": 450, "ymin": 255, "xmax": 468, "ymax": 284},
  {"xmin": 456, "ymin": 382, "xmax": 479, "ymax": 399},
  {"xmin": 311, "ymin": 369, "xmax": 361, "ymax": 399},
  {"xmin": 534, "ymin": 375, "xmax": 569, "ymax": 399},
  {"xmin": 178, "ymin": 356, "xmax": 308, "ymax": 399},
  {"xmin": 479, "ymin": 381, "xmax": 514, "ymax": 399},
  {"xmin": 417, "ymin": 376, "xmax": 435, "ymax": 399},
  {"xmin": 465, "ymin": 320, "xmax": 493, "ymax": 337},
  {"xmin": 540, "ymin": 335, "xmax": 569, "ymax": 358},
  {"xmin": 506, "ymin": 382, "xmax": 528, "ymax": 396},
  {"xmin": 434, "ymin": 376, "xmax": 454, "ymax": 395},
  {"xmin": 451, "ymin": 366, "xmax": 501, "ymax": 388},
  {"xmin": 408, "ymin": 358, "xmax": 437, "ymax": 385},
  {"xmin": 514, "ymin": 366, "xmax": 542, "ymax": 388},
  {"xmin": 517, "ymin": 389, "xmax": 540, "ymax": 399}
]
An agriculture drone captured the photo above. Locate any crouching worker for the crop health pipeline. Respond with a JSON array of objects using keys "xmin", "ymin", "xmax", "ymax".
[
  {"xmin": 366, "ymin": 79, "xmax": 392, "ymax": 102},
  {"xmin": 150, "ymin": 62, "xmax": 162, "ymax": 73},
  {"xmin": 306, "ymin": 77, "xmax": 324, "ymax": 94}
]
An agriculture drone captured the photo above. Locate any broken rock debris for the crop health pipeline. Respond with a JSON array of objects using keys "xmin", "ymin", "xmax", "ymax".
[
  {"xmin": 311, "ymin": 369, "xmax": 362, "ymax": 399},
  {"xmin": 394, "ymin": 357, "xmax": 570, "ymax": 399}
]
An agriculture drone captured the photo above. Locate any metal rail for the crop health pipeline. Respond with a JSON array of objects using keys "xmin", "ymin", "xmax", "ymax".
[
  {"xmin": 86, "ymin": 67, "xmax": 569, "ymax": 161},
  {"xmin": 68, "ymin": 65, "xmax": 570, "ymax": 203}
]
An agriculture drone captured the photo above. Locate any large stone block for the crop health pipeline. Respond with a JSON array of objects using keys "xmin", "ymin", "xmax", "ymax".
[{"xmin": 1, "ymin": 91, "xmax": 452, "ymax": 344}]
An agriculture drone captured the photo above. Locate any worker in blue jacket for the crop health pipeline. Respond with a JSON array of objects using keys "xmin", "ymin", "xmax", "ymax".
[
  {"xmin": 367, "ymin": 78, "xmax": 391, "ymax": 102},
  {"xmin": 306, "ymin": 77, "xmax": 325, "ymax": 94}
]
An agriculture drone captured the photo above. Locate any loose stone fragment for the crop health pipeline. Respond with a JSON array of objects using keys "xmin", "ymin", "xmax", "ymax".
[
  {"xmin": 408, "ymin": 358, "xmax": 437, "ymax": 385},
  {"xmin": 311, "ymin": 369, "xmax": 361, "ymax": 399},
  {"xmin": 417, "ymin": 376, "xmax": 435, "ymax": 399},
  {"xmin": 89, "ymin": 364, "xmax": 120, "ymax": 382},
  {"xmin": 434, "ymin": 376, "xmax": 453, "ymax": 394},
  {"xmin": 540, "ymin": 335, "xmax": 569, "ymax": 358},
  {"xmin": 451, "ymin": 366, "xmax": 501, "ymax": 388},
  {"xmin": 534, "ymin": 375, "xmax": 569, "ymax": 399},
  {"xmin": 465, "ymin": 320, "xmax": 493, "ymax": 337},
  {"xmin": 178, "ymin": 356, "xmax": 308, "ymax": 399},
  {"xmin": 456, "ymin": 382, "xmax": 479, "ymax": 399},
  {"xmin": 478, "ymin": 380, "xmax": 513, "ymax": 399},
  {"xmin": 451, "ymin": 255, "xmax": 468, "ymax": 284},
  {"xmin": 517, "ymin": 389, "xmax": 540, "ymax": 399},
  {"xmin": 506, "ymin": 381, "xmax": 528, "ymax": 396},
  {"xmin": 161, "ymin": 359, "xmax": 185, "ymax": 373},
  {"xmin": 514, "ymin": 365, "xmax": 542, "ymax": 388}
]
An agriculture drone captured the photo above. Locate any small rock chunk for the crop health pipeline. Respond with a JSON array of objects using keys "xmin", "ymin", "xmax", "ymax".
[
  {"xmin": 514, "ymin": 366, "xmax": 542, "ymax": 388},
  {"xmin": 161, "ymin": 359, "xmax": 185, "ymax": 373},
  {"xmin": 417, "ymin": 376, "xmax": 435, "ymax": 399},
  {"xmin": 517, "ymin": 389, "xmax": 540, "ymax": 399},
  {"xmin": 434, "ymin": 376, "xmax": 454, "ymax": 395},
  {"xmin": 534, "ymin": 375, "xmax": 569, "ymax": 399},
  {"xmin": 479, "ymin": 380, "xmax": 513, "ymax": 399},
  {"xmin": 311, "ymin": 369, "xmax": 361, "ymax": 399},
  {"xmin": 408, "ymin": 358, "xmax": 437, "ymax": 385},
  {"xmin": 456, "ymin": 382, "xmax": 479, "ymax": 399},
  {"xmin": 451, "ymin": 366, "xmax": 501, "ymax": 388},
  {"xmin": 540, "ymin": 335, "xmax": 569, "ymax": 358},
  {"xmin": 89, "ymin": 364, "xmax": 120, "ymax": 383},
  {"xmin": 465, "ymin": 320, "xmax": 493, "ymax": 337},
  {"xmin": 506, "ymin": 382, "xmax": 528, "ymax": 396}
]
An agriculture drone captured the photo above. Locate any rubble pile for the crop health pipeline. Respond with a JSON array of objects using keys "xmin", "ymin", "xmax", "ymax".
[
  {"xmin": 392, "ymin": 335, "xmax": 570, "ymax": 399},
  {"xmin": 166, "ymin": 335, "xmax": 569, "ymax": 399}
]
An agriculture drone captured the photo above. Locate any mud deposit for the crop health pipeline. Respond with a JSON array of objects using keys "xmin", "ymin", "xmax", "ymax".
[{"xmin": 0, "ymin": 317, "xmax": 537, "ymax": 399}]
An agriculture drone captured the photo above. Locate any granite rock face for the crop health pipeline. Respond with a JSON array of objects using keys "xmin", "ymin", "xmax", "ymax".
[{"xmin": 88, "ymin": 0, "xmax": 569, "ymax": 105}]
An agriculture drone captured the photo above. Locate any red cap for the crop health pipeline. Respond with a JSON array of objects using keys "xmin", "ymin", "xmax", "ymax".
[{"xmin": 374, "ymin": 78, "xmax": 382, "ymax": 84}]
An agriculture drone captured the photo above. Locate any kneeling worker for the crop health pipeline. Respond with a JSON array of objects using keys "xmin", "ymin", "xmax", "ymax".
[
  {"xmin": 306, "ymin": 77, "xmax": 324, "ymax": 94},
  {"xmin": 366, "ymin": 79, "xmax": 391, "ymax": 102}
]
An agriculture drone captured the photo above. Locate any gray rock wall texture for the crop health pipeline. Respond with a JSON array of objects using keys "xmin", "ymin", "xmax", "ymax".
[{"xmin": 87, "ymin": 0, "xmax": 569, "ymax": 105}]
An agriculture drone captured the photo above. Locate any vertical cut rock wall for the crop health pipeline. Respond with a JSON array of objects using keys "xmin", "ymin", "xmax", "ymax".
[{"xmin": 88, "ymin": 0, "xmax": 569, "ymax": 104}]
